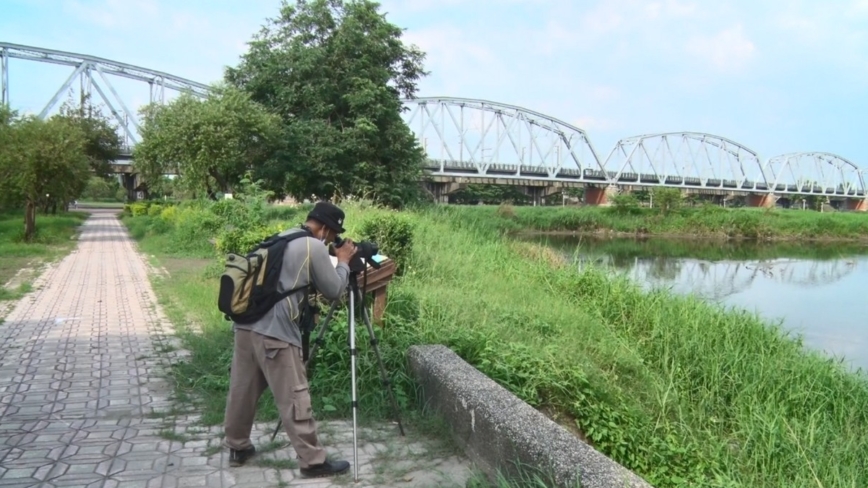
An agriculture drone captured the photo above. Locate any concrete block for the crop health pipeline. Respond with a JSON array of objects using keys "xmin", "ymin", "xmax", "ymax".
[{"xmin": 407, "ymin": 345, "xmax": 654, "ymax": 488}]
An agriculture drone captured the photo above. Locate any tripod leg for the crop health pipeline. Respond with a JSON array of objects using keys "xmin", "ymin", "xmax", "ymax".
[
  {"xmin": 349, "ymin": 284, "xmax": 360, "ymax": 481},
  {"xmin": 270, "ymin": 300, "xmax": 340, "ymax": 442},
  {"xmin": 353, "ymin": 286, "xmax": 406, "ymax": 437}
]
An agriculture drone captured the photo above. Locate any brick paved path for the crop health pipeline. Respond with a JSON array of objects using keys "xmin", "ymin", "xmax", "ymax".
[{"xmin": 0, "ymin": 210, "xmax": 471, "ymax": 487}]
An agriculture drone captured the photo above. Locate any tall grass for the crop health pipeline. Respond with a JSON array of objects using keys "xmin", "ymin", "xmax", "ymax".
[
  {"xmin": 448, "ymin": 204, "xmax": 868, "ymax": 240},
  {"xmin": 123, "ymin": 200, "xmax": 868, "ymax": 488},
  {"xmin": 0, "ymin": 210, "xmax": 88, "ymax": 299}
]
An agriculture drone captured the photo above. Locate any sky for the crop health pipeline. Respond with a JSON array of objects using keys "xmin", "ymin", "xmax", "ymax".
[{"xmin": 2, "ymin": 0, "xmax": 868, "ymax": 172}]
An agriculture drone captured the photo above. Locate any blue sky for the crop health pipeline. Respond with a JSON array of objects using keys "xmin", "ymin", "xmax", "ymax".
[{"xmin": 2, "ymin": 0, "xmax": 868, "ymax": 170}]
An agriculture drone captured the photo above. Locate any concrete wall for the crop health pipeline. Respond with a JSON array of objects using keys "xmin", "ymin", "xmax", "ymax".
[{"xmin": 407, "ymin": 345, "xmax": 654, "ymax": 488}]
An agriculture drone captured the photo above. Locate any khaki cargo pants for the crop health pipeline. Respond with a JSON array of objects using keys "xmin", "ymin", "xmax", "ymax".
[{"xmin": 224, "ymin": 329, "xmax": 327, "ymax": 468}]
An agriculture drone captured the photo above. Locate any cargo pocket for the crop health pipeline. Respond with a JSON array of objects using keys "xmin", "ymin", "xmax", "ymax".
[
  {"xmin": 293, "ymin": 384, "xmax": 313, "ymax": 421},
  {"xmin": 263, "ymin": 338, "xmax": 289, "ymax": 359}
]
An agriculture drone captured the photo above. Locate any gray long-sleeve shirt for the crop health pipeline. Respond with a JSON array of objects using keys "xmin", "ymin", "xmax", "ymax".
[{"xmin": 234, "ymin": 227, "xmax": 350, "ymax": 347}]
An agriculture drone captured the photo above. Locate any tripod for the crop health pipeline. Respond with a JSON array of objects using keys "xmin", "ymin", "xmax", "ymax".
[{"xmin": 270, "ymin": 271, "xmax": 405, "ymax": 481}]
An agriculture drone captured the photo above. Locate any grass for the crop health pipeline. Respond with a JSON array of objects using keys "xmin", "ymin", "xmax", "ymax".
[
  {"xmin": 452, "ymin": 203, "xmax": 868, "ymax": 241},
  {"xmin": 122, "ymin": 199, "xmax": 868, "ymax": 488},
  {"xmin": 0, "ymin": 210, "xmax": 89, "ymax": 300}
]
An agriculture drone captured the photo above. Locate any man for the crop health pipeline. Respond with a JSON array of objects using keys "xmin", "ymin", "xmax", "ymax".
[{"xmin": 224, "ymin": 201, "xmax": 357, "ymax": 478}]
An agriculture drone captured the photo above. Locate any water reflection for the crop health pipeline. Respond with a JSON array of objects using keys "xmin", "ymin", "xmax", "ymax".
[
  {"xmin": 590, "ymin": 256, "xmax": 859, "ymax": 301},
  {"xmin": 532, "ymin": 236, "xmax": 868, "ymax": 371}
]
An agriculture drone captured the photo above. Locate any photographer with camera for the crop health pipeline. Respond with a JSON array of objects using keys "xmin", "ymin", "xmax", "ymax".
[{"xmin": 223, "ymin": 201, "xmax": 356, "ymax": 478}]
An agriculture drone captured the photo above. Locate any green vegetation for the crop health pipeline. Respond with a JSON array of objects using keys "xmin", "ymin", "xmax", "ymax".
[
  {"xmin": 134, "ymin": 0, "xmax": 428, "ymax": 207},
  {"xmin": 0, "ymin": 210, "xmax": 88, "ymax": 299},
  {"xmin": 0, "ymin": 98, "xmax": 121, "ymax": 240},
  {"xmin": 123, "ymin": 195, "xmax": 868, "ymax": 488},
  {"xmin": 454, "ymin": 203, "xmax": 868, "ymax": 240},
  {"xmin": 134, "ymin": 84, "xmax": 283, "ymax": 198}
]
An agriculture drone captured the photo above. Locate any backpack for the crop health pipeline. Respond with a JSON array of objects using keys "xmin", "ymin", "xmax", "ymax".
[{"xmin": 217, "ymin": 226, "xmax": 313, "ymax": 324}]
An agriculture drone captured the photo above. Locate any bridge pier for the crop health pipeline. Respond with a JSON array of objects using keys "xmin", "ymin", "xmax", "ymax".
[
  {"xmin": 424, "ymin": 181, "xmax": 465, "ymax": 204},
  {"xmin": 523, "ymin": 185, "xmax": 561, "ymax": 206},
  {"xmin": 583, "ymin": 185, "xmax": 618, "ymax": 206},
  {"xmin": 845, "ymin": 198, "xmax": 868, "ymax": 212},
  {"xmin": 122, "ymin": 173, "xmax": 138, "ymax": 202},
  {"xmin": 747, "ymin": 193, "xmax": 778, "ymax": 208}
]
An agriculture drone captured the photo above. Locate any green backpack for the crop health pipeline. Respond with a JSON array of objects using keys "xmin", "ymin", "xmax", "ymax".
[{"xmin": 217, "ymin": 226, "xmax": 313, "ymax": 324}]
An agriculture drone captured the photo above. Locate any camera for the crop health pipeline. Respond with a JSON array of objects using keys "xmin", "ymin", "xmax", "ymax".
[{"xmin": 334, "ymin": 236, "xmax": 381, "ymax": 273}]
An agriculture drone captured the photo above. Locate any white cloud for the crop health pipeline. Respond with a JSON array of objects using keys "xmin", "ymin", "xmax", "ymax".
[{"xmin": 685, "ymin": 24, "xmax": 756, "ymax": 73}]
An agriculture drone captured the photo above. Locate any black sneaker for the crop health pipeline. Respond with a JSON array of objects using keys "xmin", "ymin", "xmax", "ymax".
[
  {"xmin": 229, "ymin": 446, "xmax": 256, "ymax": 467},
  {"xmin": 300, "ymin": 459, "xmax": 351, "ymax": 478}
]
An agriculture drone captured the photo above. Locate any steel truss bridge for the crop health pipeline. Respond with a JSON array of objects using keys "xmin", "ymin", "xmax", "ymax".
[{"xmin": 2, "ymin": 42, "xmax": 866, "ymax": 203}]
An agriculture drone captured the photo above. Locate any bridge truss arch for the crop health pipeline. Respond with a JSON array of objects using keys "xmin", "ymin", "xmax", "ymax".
[
  {"xmin": 399, "ymin": 96, "xmax": 607, "ymax": 183},
  {"xmin": 602, "ymin": 132, "xmax": 768, "ymax": 191},
  {"xmin": 762, "ymin": 152, "xmax": 866, "ymax": 197},
  {"xmin": 0, "ymin": 42, "xmax": 210, "ymax": 146}
]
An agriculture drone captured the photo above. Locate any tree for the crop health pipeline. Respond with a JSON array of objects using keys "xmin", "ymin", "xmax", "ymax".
[
  {"xmin": 56, "ymin": 96, "xmax": 123, "ymax": 179},
  {"xmin": 651, "ymin": 187, "xmax": 683, "ymax": 215},
  {"xmin": 225, "ymin": 0, "xmax": 429, "ymax": 207},
  {"xmin": 134, "ymin": 83, "xmax": 282, "ymax": 198},
  {"xmin": 0, "ymin": 112, "xmax": 90, "ymax": 240}
]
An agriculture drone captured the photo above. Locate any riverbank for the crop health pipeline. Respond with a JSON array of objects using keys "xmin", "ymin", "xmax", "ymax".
[
  {"xmin": 122, "ymin": 199, "xmax": 868, "ymax": 488},
  {"xmin": 448, "ymin": 204, "xmax": 868, "ymax": 241},
  {"xmin": 0, "ymin": 210, "xmax": 88, "ymax": 301}
]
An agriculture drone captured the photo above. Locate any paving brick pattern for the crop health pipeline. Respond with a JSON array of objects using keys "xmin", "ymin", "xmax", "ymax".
[{"xmin": 0, "ymin": 211, "xmax": 472, "ymax": 487}]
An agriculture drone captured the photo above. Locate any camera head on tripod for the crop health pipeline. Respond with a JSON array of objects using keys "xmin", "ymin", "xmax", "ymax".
[{"xmin": 334, "ymin": 235, "xmax": 382, "ymax": 273}]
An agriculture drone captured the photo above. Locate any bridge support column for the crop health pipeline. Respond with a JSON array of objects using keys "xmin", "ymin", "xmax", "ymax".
[
  {"xmin": 523, "ymin": 185, "xmax": 561, "ymax": 206},
  {"xmin": 747, "ymin": 193, "xmax": 778, "ymax": 208},
  {"xmin": 845, "ymin": 198, "xmax": 868, "ymax": 212},
  {"xmin": 122, "ymin": 174, "xmax": 138, "ymax": 202},
  {"xmin": 424, "ymin": 181, "xmax": 465, "ymax": 204},
  {"xmin": 583, "ymin": 184, "xmax": 618, "ymax": 206}
]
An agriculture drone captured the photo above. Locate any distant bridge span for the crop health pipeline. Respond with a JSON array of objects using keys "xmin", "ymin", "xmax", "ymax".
[{"xmin": 2, "ymin": 42, "xmax": 866, "ymax": 207}]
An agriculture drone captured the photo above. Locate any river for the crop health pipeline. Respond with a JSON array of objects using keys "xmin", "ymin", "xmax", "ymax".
[{"xmin": 530, "ymin": 235, "xmax": 868, "ymax": 372}]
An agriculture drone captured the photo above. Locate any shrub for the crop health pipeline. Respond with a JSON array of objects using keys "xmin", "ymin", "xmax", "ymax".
[
  {"xmin": 210, "ymin": 198, "xmax": 266, "ymax": 229},
  {"xmin": 147, "ymin": 204, "xmax": 163, "ymax": 217},
  {"xmin": 609, "ymin": 193, "xmax": 641, "ymax": 215},
  {"xmin": 172, "ymin": 206, "xmax": 223, "ymax": 255},
  {"xmin": 652, "ymin": 188, "xmax": 684, "ymax": 215},
  {"xmin": 129, "ymin": 202, "xmax": 149, "ymax": 217},
  {"xmin": 358, "ymin": 212, "xmax": 415, "ymax": 275},
  {"xmin": 160, "ymin": 205, "xmax": 178, "ymax": 224},
  {"xmin": 215, "ymin": 223, "xmax": 284, "ymax": 255}
]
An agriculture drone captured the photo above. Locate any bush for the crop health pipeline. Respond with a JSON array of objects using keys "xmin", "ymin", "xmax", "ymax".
[
  {"xmin": 160, "ymin": 205, "xmax": 178, "ymax": 224},
  {"xmin": 210, "ymin": 198, "xmax": 266, "ymax": 229},
  {"xmin": 215, "ymin": 223, "xmax": 284, "ymax": 255},
  {"xmin": 172, "ymin": 206, "xmax": 223, "ymax": 255},
  {"xmin": 358, "ymin": 212, "xmax": 415, "ymax": 275},
  {"xmin": 147, "ymin": 204, "xmax": 163, "ymax": 217},
  {"xmin": 609, "ymin": 193, "xmax": 641, "ymax": 215},
  {"xmin": 129, "ymin": 202, "xmax": 149, "ymax": 217}
]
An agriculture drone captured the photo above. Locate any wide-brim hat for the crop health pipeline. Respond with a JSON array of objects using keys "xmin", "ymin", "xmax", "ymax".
[{"xmin": 307, "ymin": 201, "xmax": 346, "ymax": 234}]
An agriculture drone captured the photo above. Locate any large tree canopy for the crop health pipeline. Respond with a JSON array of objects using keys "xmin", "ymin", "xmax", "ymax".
[
  {"xmin": 56, "ymin": 97, "xmax": 124, "ymax": 179},
  {"xmin": 133, "ymin": 83, "xmax": 282, "ymax": 197},
  {"xmin": 225, "ymin": 0, "xmax": 429, "ymax": 207},
  {"xmin": 0, "ymin": 108, "xmax": 90, "ymax": 240}
]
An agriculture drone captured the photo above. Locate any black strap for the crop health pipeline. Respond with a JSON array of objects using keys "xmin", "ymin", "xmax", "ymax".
[{"xmin": 298, "ymin": 287, "xmax": 315, "ymax": 362}]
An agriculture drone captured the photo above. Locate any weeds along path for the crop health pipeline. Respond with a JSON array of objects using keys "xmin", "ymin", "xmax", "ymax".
[{"xmin": 0, "ymin": 209, "xmax": 470, "ymax": 487}]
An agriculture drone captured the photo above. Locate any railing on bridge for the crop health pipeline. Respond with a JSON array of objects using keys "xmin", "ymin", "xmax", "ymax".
[{"xmin": 421, "ymin": 161, "xmax": 866, "ymax": 197}]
